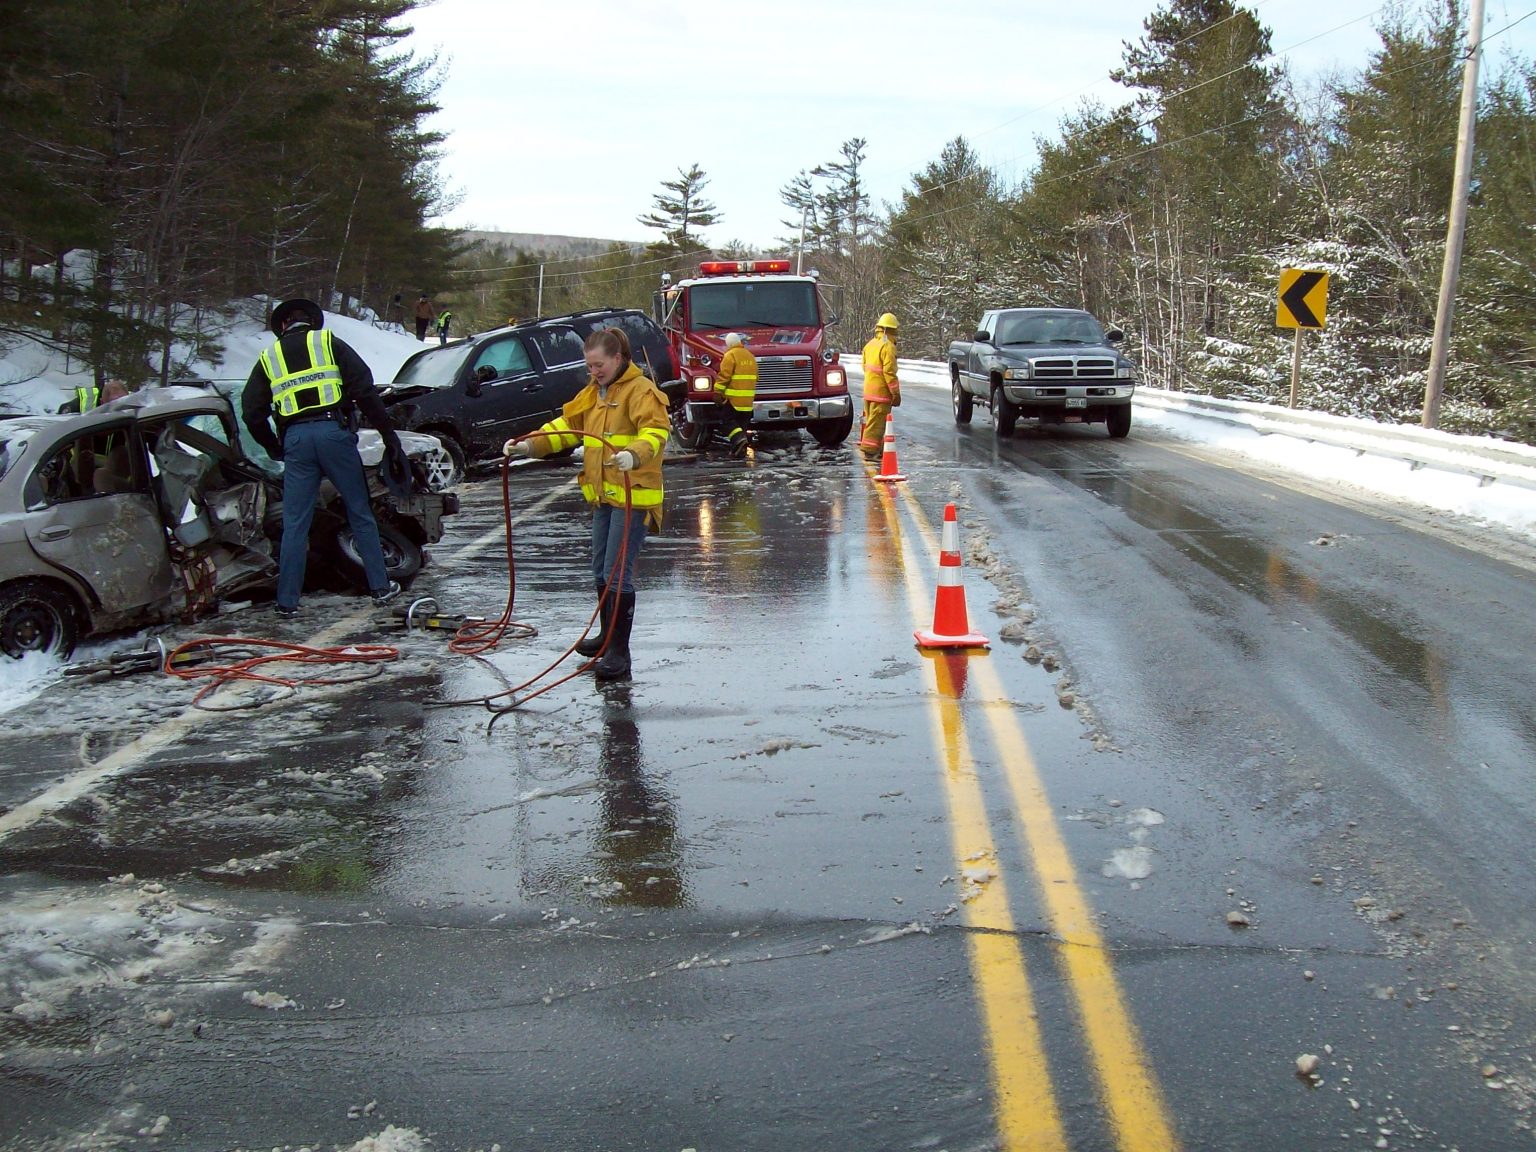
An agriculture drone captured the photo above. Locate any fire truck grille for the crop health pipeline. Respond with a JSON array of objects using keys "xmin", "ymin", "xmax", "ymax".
[
  {"xmin": 1029, "ymin": 356, "xmax": 1118, "ymax": 380},
  {"xmin": 755, "ymin": 356, "xmax": 812, "ymax": 394}
]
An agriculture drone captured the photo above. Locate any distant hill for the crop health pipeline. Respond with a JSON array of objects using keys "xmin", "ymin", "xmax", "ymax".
[{"xmin": 458, "ymin": 230, "xmax": 639, "ymax": 259}]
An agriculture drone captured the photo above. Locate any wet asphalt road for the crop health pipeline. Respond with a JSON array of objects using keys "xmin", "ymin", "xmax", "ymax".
[{"xmin": 2, "ymin": 376, "xmax": 1534, "ymax": 1151}]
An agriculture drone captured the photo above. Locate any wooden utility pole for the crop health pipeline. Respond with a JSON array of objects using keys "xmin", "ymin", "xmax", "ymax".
[{"xmin": 1423, "ymin": 0, "xmax": 1486, "ymax": 429}]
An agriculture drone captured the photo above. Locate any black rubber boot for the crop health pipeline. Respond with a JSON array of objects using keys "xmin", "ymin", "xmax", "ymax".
[
  {"xmin": 576, "ymin": 583, "xmax": 608, "ymax": 658},
  {"xmin": 593, "ymin": 591, "xmax": 635, "ymax": 680}
]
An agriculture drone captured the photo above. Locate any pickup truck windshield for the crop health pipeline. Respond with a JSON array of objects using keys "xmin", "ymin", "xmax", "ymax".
[
  {"xmin": 996, "ymin": 313, "xmax": 1104, "ymax": 346},
  {"xmin": 689, "ymin": 281, "xmax": 820, "ymax": 330}
]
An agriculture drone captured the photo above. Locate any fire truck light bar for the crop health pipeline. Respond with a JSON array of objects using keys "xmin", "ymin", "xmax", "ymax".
[{"xmin": 697, "ymin": 259, "xmax": 793, "ymax": 276}]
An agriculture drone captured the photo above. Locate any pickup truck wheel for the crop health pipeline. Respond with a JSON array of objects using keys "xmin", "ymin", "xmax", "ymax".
[
  {"xmin": 990, "ymin": 386, "xmax": 1017, "ymax": 438},
  {"xmin": 332, "ymin": 521, "xmax": 422, "ymax": 590},
  {"xmin": 952, "ymin": 376, "xmax": 973, "ymax": 424},
  {"xmin": 810, "ymin": 413, "xmax": 854, "ymax": 447},
  {"xmin": 1106, "ymin": 406, "xmax": 1133, "ymax": 439},
  {"xmin": 0, "ymin": 580, "xmax": 81, "ymax": 660}
]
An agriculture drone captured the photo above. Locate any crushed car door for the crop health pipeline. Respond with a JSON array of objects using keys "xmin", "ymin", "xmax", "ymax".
[
  {"xmin": 142, "ymin": 413, "xmax": 273, "ymax": 600},
  {"xmin": 22, "ymin": 423, "xmax": 175, "ymax": 614}
]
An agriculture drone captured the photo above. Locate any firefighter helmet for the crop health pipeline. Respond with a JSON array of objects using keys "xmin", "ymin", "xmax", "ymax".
[
  {"xmin": 724, "ymin": 332, "xmax": 744, "ymax": 348},
  {"xmin": 876, "ymin": 312, "xmax": 900, "ymax": 332},
  {"xmin": 269, "ymin": 298, "xmax": 325, "ymax": 335}
]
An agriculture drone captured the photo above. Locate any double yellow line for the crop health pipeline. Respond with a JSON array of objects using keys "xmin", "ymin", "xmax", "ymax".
[{"xmin": 869, "ymin": 479, "xmax": 1178, "ymax": 1152}]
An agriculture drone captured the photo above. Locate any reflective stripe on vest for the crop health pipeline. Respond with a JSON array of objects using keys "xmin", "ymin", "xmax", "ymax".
[
  {"xmin": 261, "ymin": 330, "xmax": 343, "ymax": 418},
  {"xmin": 76, "ymin": 386, "xmax": 99, "ymax": 412},
  {"xmin": 583, "ymin": 480, "xmax": 664, "ymax": 507}
]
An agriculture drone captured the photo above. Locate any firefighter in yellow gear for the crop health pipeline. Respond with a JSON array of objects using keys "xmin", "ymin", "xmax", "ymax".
[
  {"xmin": 859, "ymin": 312, "xmax": 901, "ymax": 456},
  {"xmin": 503, "ymin": 327, "xmax": 670, "ymax": 680},
  {"xmin": 714, "ymin": 332, "xmax": 757, "ymax": 457}
]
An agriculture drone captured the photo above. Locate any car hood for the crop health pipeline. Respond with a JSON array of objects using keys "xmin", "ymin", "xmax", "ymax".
[
  {"xmin": 378, "ymin": 383, "xmax": 436, "ymax": 404},
  {"xmin": 356, "ymin": 427, "xmax": 443, "ymax": 467}
]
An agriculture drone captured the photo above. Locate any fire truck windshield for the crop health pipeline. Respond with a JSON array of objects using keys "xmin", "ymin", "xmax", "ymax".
[{"xmin": 688, "ymin": 280, "xmax": 820, "ymax": 330}]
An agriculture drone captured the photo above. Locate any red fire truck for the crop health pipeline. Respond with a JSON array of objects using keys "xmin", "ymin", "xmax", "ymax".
[{"xmin": 652, "ymin": 259, "xmax": 854, "ymax": 449}]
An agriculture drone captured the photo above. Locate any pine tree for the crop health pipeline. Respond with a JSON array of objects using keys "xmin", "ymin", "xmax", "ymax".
[{"xmin": 637, "ymin": 164, "xmax": 719, "ymax": 260}]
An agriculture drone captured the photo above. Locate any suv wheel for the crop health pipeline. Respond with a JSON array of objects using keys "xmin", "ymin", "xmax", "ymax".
[
  {"xmin": 419, "ymin": 437, "xmax": 465, "ymax": 490},
  {"xmin": 991, "ymin": 386, "xmax": 1017, "ymax": 438}
]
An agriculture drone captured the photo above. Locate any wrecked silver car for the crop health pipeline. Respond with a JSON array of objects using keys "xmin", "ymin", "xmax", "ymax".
[{"xmin": 0, "ymin": 386, "xmax": 458, "ymax": 657}]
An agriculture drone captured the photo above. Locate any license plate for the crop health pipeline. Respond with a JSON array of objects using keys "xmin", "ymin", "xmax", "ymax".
[{"xmin": 1065, "ymin": 397, "xmax": 1087, "ymax": 409}]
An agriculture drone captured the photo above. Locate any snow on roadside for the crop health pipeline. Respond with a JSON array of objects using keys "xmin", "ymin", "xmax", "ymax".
[
  {"xmin": 1, "ymin": 875, "xmax": 297, "ymax": 1029},
  {"xmin": 887, "ymin": 358, "xmax": 1536, "ymax": 543}
]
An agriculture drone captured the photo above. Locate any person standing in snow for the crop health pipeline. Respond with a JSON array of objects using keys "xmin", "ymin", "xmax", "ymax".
[{"xmin": 413, "ymin": 293, "xmax": 437, "ymax": 341}]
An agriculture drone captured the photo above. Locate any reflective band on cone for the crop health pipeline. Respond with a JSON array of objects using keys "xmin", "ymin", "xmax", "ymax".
[
  {"xmin": 915, "ymin": 503, "xmax": 989, "ymax": 648},
  {"xmin": 873, "ymin": 416, "xmax": 906, "ymax": 483}
]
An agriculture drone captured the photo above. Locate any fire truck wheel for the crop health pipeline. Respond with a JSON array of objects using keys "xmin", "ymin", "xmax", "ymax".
[
  {"xmin": 669, "ymin": 406, "xmax": 711, "ymax": 451},
  {"xmin": 810, "ymin": 413, "xmax": 854, "ymax": 447}
]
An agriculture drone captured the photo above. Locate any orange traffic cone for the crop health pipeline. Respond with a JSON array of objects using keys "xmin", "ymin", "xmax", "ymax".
[
  {"xmin": 915, "ymin": 503, "xmax": 990, "ymax": 649},
  {"xmin": 873, "ymin": 415, "xmax": 906, "ymax": 483}
]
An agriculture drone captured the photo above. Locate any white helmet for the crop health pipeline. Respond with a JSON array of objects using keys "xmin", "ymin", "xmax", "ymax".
[{"xmin": 724, "ymin": 332, "xmax": 744, "ymax": 348}]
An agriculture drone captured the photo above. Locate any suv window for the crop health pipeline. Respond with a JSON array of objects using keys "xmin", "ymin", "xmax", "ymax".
[
  {"xmin": 470, "ymin": 337, "xmax": 533, "ymax": 378},
  {"xmin": 529, "ymin": 327, "xmax": 585, "ymax": 370}
]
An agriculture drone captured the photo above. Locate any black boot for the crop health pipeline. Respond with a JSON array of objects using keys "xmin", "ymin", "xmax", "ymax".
[
  {"xmin": 576, "ymin": 583, "xmax": 608, "ymax": 658},
  {"xmin": 593, "ymin": 591, "xmax": 635, "ymax": 680}
]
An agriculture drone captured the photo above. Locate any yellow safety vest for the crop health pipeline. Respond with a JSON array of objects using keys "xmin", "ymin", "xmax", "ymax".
[{"xmin": 260, "ymin": 330, "xmax": 343, "ymax": 418}]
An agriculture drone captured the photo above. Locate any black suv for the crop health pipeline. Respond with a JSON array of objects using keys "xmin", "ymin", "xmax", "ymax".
[{"xmin": 378, "ymin": 308, "xmax": 678, "ymax": 474}]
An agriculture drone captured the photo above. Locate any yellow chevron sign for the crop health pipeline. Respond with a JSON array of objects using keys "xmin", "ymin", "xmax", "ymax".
[{"xmin": 1277, "ymin": 269, "xmax": 1328, "ymax": 328}]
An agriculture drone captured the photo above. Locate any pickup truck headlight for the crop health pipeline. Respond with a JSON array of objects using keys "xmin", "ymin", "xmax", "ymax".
[
  {"xmin": 1002, "ymin": 367, "xmax": 1029, "ymax": 380},
  {"xmin": 824, "ymin": 367, "xmax": 846, "ymax": 389},
  {"xmin": 1117, "ymin": 365, "xmax": 1135, "ymax": 379}
]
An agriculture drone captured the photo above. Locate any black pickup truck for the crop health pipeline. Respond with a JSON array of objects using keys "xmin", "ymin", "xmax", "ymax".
[{"xmin": 947, "ymin": 307, "xmax": 1137, "ymax": 438}]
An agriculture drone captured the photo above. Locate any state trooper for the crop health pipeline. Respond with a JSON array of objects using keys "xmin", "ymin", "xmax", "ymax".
[{"xmin": 241, "ymin": 297, "xmax": 404, "ymax": 617}]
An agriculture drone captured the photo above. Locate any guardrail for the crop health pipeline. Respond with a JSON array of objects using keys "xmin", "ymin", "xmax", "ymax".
[{"xmin": 890, "ymin": 357, "xmax": 1536, "ymax": 494}]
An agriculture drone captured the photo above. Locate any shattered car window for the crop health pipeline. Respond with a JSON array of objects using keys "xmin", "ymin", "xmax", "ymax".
[
  {"xmin": 393, "ymin": 344, "xmax": 471, "ymax": 390},
  {"xmin": 29, "ymin": 428, "xmax": 135, "ymax": 508}
]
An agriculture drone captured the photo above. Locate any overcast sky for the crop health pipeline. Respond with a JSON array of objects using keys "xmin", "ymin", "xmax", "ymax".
[{"xmin": 405, "ymin": 0, "xmax": 1536, "ymax": 249}]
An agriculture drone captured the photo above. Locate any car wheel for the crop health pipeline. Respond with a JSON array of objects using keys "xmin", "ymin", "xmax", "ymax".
[
  {"xmin": 418, "ymin": 438, "xmax": 465, "ymax": 490},
  {"xmin": 0, "ymin": 580, "xmax": 81, "ymax": 660},
  {"xmin": 333, "ymin": 521, "xmax": 422, "ymax": 590},
  {"xmin": 810, "ymin": 413, "xmax": 854, "ymax": 447},
  {"xmin": 1106, "ymin": 406, "xmax": 1133, "ymax": 439},
  {"xmin": 952, "ymin": 374, "xmax": 973, "ymax": 425},
  {"xmin": 991, "ymin": 386, "xmax": 1017, "ymax": 438}
]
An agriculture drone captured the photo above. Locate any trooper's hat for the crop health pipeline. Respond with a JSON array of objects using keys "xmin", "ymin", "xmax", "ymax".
[{"xmin": 269, "ymin": 298, "xmax": 325, "ymax": 335}]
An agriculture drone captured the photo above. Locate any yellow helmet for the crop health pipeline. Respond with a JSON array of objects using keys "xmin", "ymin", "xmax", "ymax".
[{"xmin": 876, "ymin": 312, "xmax": 899, "ymax": 332}]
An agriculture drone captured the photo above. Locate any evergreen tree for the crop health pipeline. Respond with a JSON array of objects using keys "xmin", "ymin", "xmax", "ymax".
[{"xmin": 637, "ymin": 164, "xmax": 719, "ymax": 261}]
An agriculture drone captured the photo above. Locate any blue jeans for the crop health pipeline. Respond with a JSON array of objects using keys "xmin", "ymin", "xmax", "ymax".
[
  {"xmin": 277, "ymin": 420, "xmax": 390, "ymax": 607},
  {"xmin": 590, "ymin": 504, "xmax": 648, "ymax": 592}
]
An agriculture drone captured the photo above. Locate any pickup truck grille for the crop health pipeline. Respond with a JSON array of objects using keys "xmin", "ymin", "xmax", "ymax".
[
  {"xmin": 756, "ymin": 355, "xmax": 812, "ymax": 394},
  {"xmin": 1030, "ymin": 356, "xmax": 1118, "ymax": 380}
]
